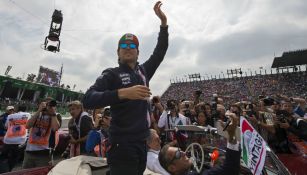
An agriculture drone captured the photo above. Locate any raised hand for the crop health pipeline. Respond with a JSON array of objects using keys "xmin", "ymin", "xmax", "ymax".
[
  {"xmin": 118, "ymin": 85, "xmax": 152, "ymax": 100},
  {"xmin": 220, "ymin": 111, "xmax": 239, "ymax": 143},
  {"xmin": 154, "ymin": 1, "xmax": 167, "ymax": 27}
]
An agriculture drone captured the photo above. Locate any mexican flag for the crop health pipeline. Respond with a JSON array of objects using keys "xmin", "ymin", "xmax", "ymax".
[{"xmin": 240, "ymin": 117, "xmax": 266, "ymax": 175}]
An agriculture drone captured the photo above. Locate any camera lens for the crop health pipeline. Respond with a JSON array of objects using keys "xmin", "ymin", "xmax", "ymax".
[
  {"xmin": 167, "ymin": 100, "xmax": 176, "ymax": 109},
  {"xmin": 48, "ymin": 100, "xmax": 57, "ymax": 107},
  {"xmin": 185, "ymin": 103, "xmax": 189, "ymax": 108}
]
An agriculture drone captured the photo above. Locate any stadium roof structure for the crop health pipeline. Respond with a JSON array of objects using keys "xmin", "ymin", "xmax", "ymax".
[{"xmin": 272, "ymin": 49, "xmax": 307, "ymax": 68}]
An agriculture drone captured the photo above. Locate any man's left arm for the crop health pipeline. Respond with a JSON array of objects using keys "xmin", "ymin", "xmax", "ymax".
[
  {"xmin": 77, "ymin": 116, "xmax": 94, "ymax": 143},
  {"xmin": 286, "ymin": 119, "xmax": 307, "ymax": 141},
  {"xmin": 143, "ymin": 1, "xmax": 168, "ymax": 81}
]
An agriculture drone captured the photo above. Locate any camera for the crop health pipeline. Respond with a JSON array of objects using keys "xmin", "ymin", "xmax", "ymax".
[
  {"xmin": 263, "ymin": 97, "xmax": 274, "ymax": 106},
  {"xmin": 103, "ymin": 108, "xmax": 111, "ymax": 117},
  {"xmin": 69, "ymin": 126, "xmax": 79, "ymax": 139},
  {"xmin": 211, "ymin": 99, "xmax": 219, "ymax": 121},
  {"xmin": 182, "ymin": 101, "xmax": 190, "ymax": 109},
  {"xmin": 167, "ymin": 100, "xmax": 177, "ymax": 110},
  {"xmin": 247, "ymin": 103, "xmax": 253, "ymax": 110},
  {"xmin": 211, "ymin": 94, "xmax": 218, "ymax": 107},
  {"xmin": 279, "ymin": 114, "xmax": 287, "ymax": 123},
  {"xmin": 42, "ymin": 100, "xmax": 57, "ymax": 111},
  {"xmin": 276, "ymin": 110, "xmax": 290, "ymax": 123},
  {"xmin": 183, "ymin": 109, "xmax": 191, "ymax": 117},
  {"xmin": 258, "ymin": 95, "xmax": 265, "ymax": 99},
  {"xmin": 185, "ymin": 103, "xmax": 189, "ymax": 109},
  {"xmin": 48, "ymin": 100, "xmax": 57, "ymax": 107},
  {"xmin": 195, "ymin": 90, "xmax": 202, "ymax": 96},
  {"xmin": 152, "ymin": 96, "xmax": 159, "ymax": 104}
]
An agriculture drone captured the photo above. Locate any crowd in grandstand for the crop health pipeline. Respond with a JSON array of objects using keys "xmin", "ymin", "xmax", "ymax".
[{"xmin": 161, "ymin": 71, "xmax": 307, "ymax": 108}]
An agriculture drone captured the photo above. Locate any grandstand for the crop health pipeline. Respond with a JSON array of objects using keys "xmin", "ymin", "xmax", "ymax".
[
  {"xmin": 161, "ymin": 49, "xmax": 307, "ymax": 106},
  {"xmin": 0, "ymin": 74, "xmax": 83, "ymax": 113}
]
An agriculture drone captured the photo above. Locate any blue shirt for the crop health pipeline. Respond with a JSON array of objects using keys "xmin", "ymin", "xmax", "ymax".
[
  {"xmin": 85, "ymin": 130, "xmax": 101, "ymax": 153},
  {"xmin": 0, "ymin": 113, "xmax": 9, "ymax": 136}
]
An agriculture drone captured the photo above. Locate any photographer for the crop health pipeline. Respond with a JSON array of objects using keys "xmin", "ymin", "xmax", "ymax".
[
  {"xmin": 158, "ymin": 100, "xmax": 190, "ymax": 143},
  {"xmin": 243, "ymin": 103, "xmax": 258, "ymax": 128},
  {"xmin": 209, "ymin": 94, "xmax": 221, "ymax": 127},
  {"xmin": 270, "ymin": 109, "xmax": 292, "ymax": 153},
  {"xmin": 22, "ymin": 98, "xmax": 60, "ymax": 169},
  {"xmin": 151, "ymin": 96, "xmax": 164, "ymax": 128},
  {"xmin": 217, "ymin": 104, "xmax": 227, "ymax": 122},
  {"xmin": 67, "ymin": 101, "xmax": 93, "ymax": 157},
  {"xmin": 193, "ymin": 90, "xmax": 202, "ymax": 106},
  {"xmin": 86, "ymin": 107, "xmax": 111, "ymax": 157},
  {"xmin": 274, "ymin": 101, "xmax": 307, "ymax": 143},
  {"xmin": 248, "ymin": 99, "xmax": 275, "ymax": 142},
  {"xmin": 180, "ymin": 100, "xmax": 196, "ymax": 124},
  {"xmin": 158, "ymin": 100, "xmax": 190, "ymax": 129}
]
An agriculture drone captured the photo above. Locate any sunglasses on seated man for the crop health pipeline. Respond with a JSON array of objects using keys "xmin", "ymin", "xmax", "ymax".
[
  {"xmin": 167, "ymin": 148, "xmax": 186, "ymax": 166},
  {"xmin": 119, "ymin": 43, "xmax": 137, "ymax": 49}
]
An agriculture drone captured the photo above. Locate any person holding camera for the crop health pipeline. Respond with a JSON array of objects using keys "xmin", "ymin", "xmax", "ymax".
[
  {"xmin": 158, "ymin": 100, "xmax": 190, "ymax": 129},
  {"xmin": 67, "ymin": 101, "xmax": 93, "ymax": 157},
  {"xmin": 180, "ymin": 100, "xmax": 197, "ymax": 124},
  {"xmin": 193, "ymin": 90, "xmax": 202, "ymax": 106},
  {"xmin": 275, "ymin": 101, "xmax": 307, "ymax": 143},
  {"xmin": 22, "ymin": 98, "xmax": 60, "ymax": 169},
  {"xmin": 253, "ymin": 101, "xmax": 276, "ymax": 143},
  {"xmin": 158, "ymin": 100, "xmax": 190, "ymax": 143},
  {"xmin": 152, "ymin": 96, "xmax": 164, "ymax": 123},
  {"xmin": 151, "ymin": 96, "xmax": 164, "ymax": 134},
  {"xmin": 85, "ymin": 108, "xmax": 111, "ymax": 157}
]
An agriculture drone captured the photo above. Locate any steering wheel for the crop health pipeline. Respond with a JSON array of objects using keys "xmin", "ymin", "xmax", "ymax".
[{"xmin": 185, "ymin": 143, "xmax": 204, "ymax": 173}]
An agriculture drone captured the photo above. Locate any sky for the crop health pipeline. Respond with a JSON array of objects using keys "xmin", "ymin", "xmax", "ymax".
[{"xmin": 0, "ymin": 0, "xmax": 307, "ymax": 96}]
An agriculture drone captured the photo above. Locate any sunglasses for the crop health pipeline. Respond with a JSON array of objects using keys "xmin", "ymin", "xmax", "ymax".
[
  {"xmin": 119, "ymin": 43, "xmax": 137, "ymax": 49},
  {"xmin": 168, "ymin": 148, "xmax": 185, "ymax": 166}
]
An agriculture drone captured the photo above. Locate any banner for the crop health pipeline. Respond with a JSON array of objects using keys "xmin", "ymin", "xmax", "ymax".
[{"xmin": 240, "ymin": 117, "xmax": 266, "ymax": 175}]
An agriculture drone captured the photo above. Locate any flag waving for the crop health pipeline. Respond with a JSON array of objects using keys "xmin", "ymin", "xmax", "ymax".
[{"xmin": 241, "ymin": 117, "xmax": 266, "ymax": 175}]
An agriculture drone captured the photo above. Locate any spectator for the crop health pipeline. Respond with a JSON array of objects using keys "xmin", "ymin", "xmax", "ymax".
[
  {"xmin": 22, "ymin": 98, "xmax": 60, "ymax": 169},
  {"xmin": 67, "ymin": 100, "xmax": 93, "ymax": 157},
  {"xmin": 0, "ymin": 106, "xmax": 15, "ymax": 137},
  {"xmin": 158, "ymin": 100, "xmax": 190, "ymax": 130},
  {"xmin": 146, "ymin": 129, "xmax": 169, "ymax": 175},
  {"xmin": 86, "ymin": 107, "xmax": 111, "ymax": 157},
  {"xmin": 196, "ymin": 111, "xmax": 208, "ymax": 127},
  {"xmin": 0, "ymin": 105, "xmax": 30, "ymax": 172}
]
